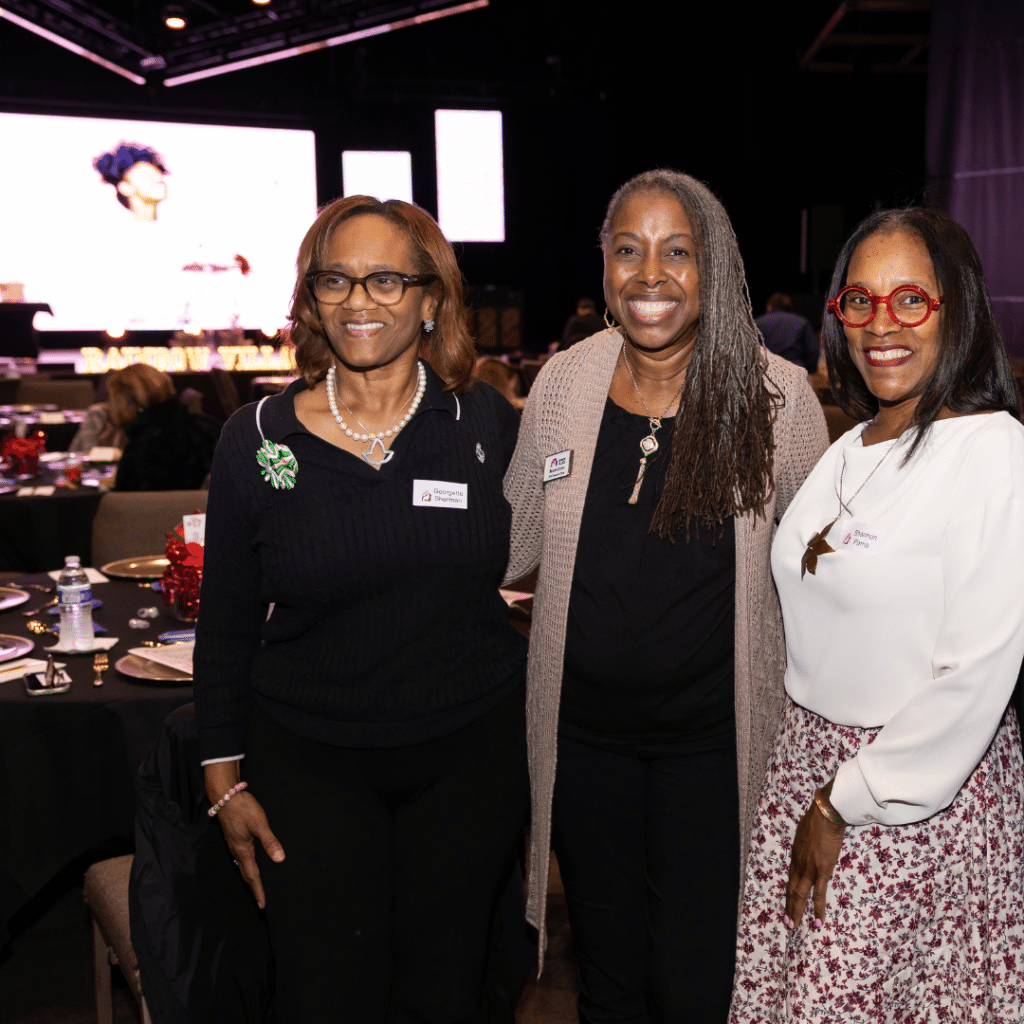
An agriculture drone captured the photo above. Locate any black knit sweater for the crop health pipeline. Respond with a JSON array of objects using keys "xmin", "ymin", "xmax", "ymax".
[{"xmin": 193, "ymin": 366, "xmax": 527, "ymax": 761}]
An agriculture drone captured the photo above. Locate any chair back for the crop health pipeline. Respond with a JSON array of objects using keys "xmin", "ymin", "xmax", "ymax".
[
  {"xmin": 91, "ymin": 490, "xmax": 209, "ymax": 566},
  {"xmin": 15, "ymin": 378, "xmax": 96, "ymax": 410}
]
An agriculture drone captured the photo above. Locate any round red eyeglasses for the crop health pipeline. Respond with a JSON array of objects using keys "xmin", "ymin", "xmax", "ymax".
[{"xmin": 827, "ymin": 284, "xmax": 944, "ymax": 328}]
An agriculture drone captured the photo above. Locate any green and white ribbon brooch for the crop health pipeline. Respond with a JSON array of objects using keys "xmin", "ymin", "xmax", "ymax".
[{"xmin": 255, "ymin": 396, "xmax": 297, "ymax": 490}]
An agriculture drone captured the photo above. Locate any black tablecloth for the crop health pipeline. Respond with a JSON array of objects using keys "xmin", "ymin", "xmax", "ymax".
[
  {"xmin": 0, "ymin": 469, "xmax": 104, "ymax": 573},
  {"xmin": 0, "ymin": 571, "xmax": 192, "ymax": 945}
]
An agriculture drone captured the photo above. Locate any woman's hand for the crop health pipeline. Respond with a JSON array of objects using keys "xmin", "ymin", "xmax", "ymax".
[
  {"xmin": 784, "ymin": 783, "xmax": 847, "ymax": 929},
  {"xmin": 205, "ymin": 763, "xmax": 285, "ymax": 909}
]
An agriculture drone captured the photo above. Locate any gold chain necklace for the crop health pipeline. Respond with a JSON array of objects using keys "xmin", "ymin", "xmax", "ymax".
[
  {"xmin": 620, "ymin": 341, "xmax": 687, "ymax": 505},
  {"xmin": 800, "ymin": 436, "xmax": 896, "ymax": 579}
]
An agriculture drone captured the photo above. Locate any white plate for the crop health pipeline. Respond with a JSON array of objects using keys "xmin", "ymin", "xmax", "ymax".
[
  {"xmin": 0, "ymin": 634, "xmax": 34, "ymax": 663},
  {"xmin": 0, "ymin": 587, "xmax": 30, "ymax": 611}
]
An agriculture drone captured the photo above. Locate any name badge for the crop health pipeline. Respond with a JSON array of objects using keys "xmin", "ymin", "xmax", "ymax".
[
  {"xmin": 543, "ymin": 450, "xmax": 573, "ymax": 482},
  {"xmin": 839, "ymin": 519, "xmax": 884, "ymax": 556},
  {"xmin": 413, "ymin": 479, "xmax": 468, "ymax": 509}
]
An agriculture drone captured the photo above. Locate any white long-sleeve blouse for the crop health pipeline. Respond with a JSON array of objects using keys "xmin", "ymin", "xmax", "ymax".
[{"xmin": 772, "ymin": 411, "xmax": 1024, "ymax": 827}]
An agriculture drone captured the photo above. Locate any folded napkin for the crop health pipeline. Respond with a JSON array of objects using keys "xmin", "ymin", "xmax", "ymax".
[
  {"xmin": 44, "ymin": 636, "xmax": 118, "ymax": 654},
  {"xmin": 128, "ymin": 640, "xmax": 193, "ymax": 675},
  {"xmin": 46, "ymin": 567, "xmax": 109, "ymax": 583},
  {"xmin": 0, "ymin": 658, "xmax": 67, "ymax": 685}
]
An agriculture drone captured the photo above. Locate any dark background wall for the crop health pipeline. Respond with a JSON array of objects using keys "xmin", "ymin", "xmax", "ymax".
[{"xmin": 0, "ymin": 1, "xmax": 930, "ymax": 349}]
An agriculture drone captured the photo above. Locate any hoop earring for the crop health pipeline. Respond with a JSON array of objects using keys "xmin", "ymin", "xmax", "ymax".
[
  {"xmin": 604, "ymin": 307, "xmax": 619, "ymax": 330},
  {"xmin": 422, "ymin": 318, "xmax": 435, "ymax": 334}
]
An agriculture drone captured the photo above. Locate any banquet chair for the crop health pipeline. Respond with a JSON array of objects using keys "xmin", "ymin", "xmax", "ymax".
[
  {"xmin": 15, "ymin": 377, "xmax": 96, "ymax": 410},
  {"xmin": 83, "ymin": 855, "xmax": 153, "ymax": 1024},
  {"xmin": 91, "ymin": 490, "xmax": 209, "ymax": 566}
]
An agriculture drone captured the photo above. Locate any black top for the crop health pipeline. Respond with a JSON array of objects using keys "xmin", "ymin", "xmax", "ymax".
[
  {"xmin": 115, "ymin": 398, "xmax": 221, "ymax": 492},
  {"xmin": 193, "ymin": 365, "xmax": 527, "ymax": 761},
  {"xmin": 560, "ymin": 398, "xmax": 736, "ymax": 751},
  {"xmin": 754, "ymin": 310, "xmax": 820, "ymax": 374}
]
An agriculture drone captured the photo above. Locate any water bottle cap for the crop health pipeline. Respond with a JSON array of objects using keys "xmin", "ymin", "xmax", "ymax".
[{"xmin": 65, "ymin": 555, "xmax": 81, "ymax": 565}]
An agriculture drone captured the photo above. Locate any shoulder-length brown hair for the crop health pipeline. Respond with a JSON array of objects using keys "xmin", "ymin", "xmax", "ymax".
[
  {"xmin": 289, "ymin": 196, "xmax": 476, "ymax": 393},
  {"xmin": 106, "ymin": 363, "xmax": 175, "ymax": 429},
  {"xmin": 600, "ymin": 169, "xmax": 782, "ymax": 538}
]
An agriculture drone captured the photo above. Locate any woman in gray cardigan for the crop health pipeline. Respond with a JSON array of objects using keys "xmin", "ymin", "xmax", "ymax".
[{"xmin": 503, "ymin": 170, "xmax": 828, "ymax": 1023}]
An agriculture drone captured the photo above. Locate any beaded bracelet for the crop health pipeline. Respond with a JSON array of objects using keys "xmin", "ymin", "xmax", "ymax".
[{"xmin": 207, "ymin": 780, "xmax": 248, "ymax": 817}]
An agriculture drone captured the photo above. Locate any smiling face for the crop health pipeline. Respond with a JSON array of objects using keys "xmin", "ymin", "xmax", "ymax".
[
  {"xmin": 843, "ymin": 229, "xmax": 943, "ymax": 419},
  {"xmin": 603, "ymin": 190, "xmax": 700, "ymax": 357},
  {"xmin": 317, "ymin": 214, "xmax": 437, "ymax": 372}
]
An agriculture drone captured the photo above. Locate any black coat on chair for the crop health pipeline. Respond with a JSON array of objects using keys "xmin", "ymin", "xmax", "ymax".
[{"xmin": 129, "ymin": 704, "xmax": 272, "ymax": 1024}]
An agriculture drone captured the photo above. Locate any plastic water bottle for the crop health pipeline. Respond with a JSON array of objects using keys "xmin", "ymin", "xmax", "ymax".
[{"xmin": 57, "ymin": 556, "xmax": 94, "ymax": 651}]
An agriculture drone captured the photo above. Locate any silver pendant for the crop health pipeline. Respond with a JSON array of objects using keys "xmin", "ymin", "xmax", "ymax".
[
  {"xmin": 361, "ymin": 437, "xmax": 395, "ymax": 469},
  {"xmin": 640, "ymin": 433, "xmax": 659, "ymax": 455}
]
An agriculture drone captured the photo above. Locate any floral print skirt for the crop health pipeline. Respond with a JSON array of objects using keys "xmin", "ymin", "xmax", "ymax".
[{"xmin": 730, "ymin": 699, "xmax": 1024, "ymax": 1024}]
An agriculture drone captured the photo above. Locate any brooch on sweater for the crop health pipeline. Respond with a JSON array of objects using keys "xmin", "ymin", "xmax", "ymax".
[{"xmin": 255, "ymin": 396, "xmax": 297, "ymax": 490}]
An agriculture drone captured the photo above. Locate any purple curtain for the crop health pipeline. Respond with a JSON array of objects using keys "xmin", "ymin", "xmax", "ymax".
[{"xmin": 927, "ymin": 0, "xmax": 1024, "ymax": 355}]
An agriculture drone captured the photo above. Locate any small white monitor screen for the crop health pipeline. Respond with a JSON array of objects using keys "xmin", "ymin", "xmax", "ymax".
[
  {"xmin": 0, "ymin": 113, "xmax": 317, "ymax": 332},
  {"xmin": 342, "ymin": 150, "xmax": 413, "ymax": 203},
  {"xmin": 434, "ymin": 109, "xmax": 505, "ymax": 243}
]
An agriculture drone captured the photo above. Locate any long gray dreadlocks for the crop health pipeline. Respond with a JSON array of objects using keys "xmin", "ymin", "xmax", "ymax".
[{"xmin": 600, "ymin": 169, "xmax": 782, "ymax": 538}]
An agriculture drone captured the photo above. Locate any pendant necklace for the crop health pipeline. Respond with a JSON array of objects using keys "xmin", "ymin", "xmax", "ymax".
[
  {"xmin": 621, "ymin": 342, "xmax": 687, "ymax": 505},
  {"xmin": 325, "ymin": 361, "xmax": 426, "ymax": 469},
  {"xmin": 800, "ymin": 433, "xmax": 897, "ymax": 579}
]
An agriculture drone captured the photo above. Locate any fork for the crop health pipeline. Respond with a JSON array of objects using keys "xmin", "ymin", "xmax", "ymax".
[
  {"xmin": 12, "ymin": 582, "xmax": 53, "ymax": 593},
  {"xmin": 22, "ymin": 596, "xmax": 58, "ymax": 616},
  {"xmin": 92, "ymin": 651, "xmax": 108, "ymax": 687}
]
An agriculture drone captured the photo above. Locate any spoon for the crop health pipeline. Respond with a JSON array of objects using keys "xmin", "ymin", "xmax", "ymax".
[{"xmin": 22, "ymin": 597, "xmax": 58, "ymax": 617}]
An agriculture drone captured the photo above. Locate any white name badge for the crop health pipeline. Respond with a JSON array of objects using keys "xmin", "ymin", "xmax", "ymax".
[
  {"xmin": 413, "ymin": 479, "xmax": 468, "ymax": 509},
  {"xmin": 182, "ymin": 513, "xmax": 207, "ymax": 546},
  {"xmin": 543, "ymin": 449, "xmax": 573, "ymax": 482},
  {"xmin": 839, "ymin": 519, "xmax": 885, "ymax": 556}
]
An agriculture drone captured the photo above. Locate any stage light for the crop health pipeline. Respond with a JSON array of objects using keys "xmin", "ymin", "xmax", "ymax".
[
  {"xmin": 261, "ymin": 326, "xmax": 279, "ymax": 338},
  {"xmin": 252, "ymin": 0, "xmax": 271, "ymax": 6},
  {"xmin": 163, "ymin": 6, "xmax": 187, "ymax": 29},
  {"xmin": 435, "ymin": 109, "xmax": 505, "ymax": 242},
  {"xmin": 105, "ymin": 326, "xmax": 126, "ymax": 339},
  {"xmin": 342, "ymin": 151, "xmax": 413, "ymax": 203},
  {"xmin": 183, "ymin": 322, "xmax": 202, "ymax": 336}
]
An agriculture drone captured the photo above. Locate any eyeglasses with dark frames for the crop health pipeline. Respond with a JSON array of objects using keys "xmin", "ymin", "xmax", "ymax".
[
  {"xmin": 305, "ymin": 270, "xmax": 437, "ymax": 306},
  {"xmin": 827, "ymin": 284, "xmax": 944, "ymax": 329}
]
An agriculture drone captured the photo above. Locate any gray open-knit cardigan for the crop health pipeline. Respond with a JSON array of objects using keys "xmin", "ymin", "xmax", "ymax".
[{"xmin": 502, "ymin": 329, "xmax": 829, "ymax": 967}]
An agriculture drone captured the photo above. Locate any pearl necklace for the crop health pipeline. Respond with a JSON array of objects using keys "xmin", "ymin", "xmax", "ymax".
[{"xmin": 325, "ymin": 361, "xmax": 427, "ymax": 468}]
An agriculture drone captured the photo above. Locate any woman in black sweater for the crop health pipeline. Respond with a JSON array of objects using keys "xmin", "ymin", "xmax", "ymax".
[{"xmin": 193, "ymin": 197, "xmax": 529, "ymax": 1023}]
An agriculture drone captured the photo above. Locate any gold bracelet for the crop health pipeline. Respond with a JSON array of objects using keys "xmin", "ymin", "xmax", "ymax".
[{"xmin": 813, "ymin": 787, "xmax": 848, "ymax": 828}]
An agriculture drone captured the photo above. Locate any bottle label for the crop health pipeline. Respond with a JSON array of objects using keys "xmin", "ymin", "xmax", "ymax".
[{"xmin": 59, "ymin": 585, "xmax": 91, "ymax": 605}]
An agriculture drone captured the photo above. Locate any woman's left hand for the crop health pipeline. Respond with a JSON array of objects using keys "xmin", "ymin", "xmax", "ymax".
[{"xmin": 784, "ymin": 794, "xmax": 847, "ymax": 928}]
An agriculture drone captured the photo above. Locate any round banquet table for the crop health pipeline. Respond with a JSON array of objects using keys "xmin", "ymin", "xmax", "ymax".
[
  {"xmin": 0, "ymin": 569, "xmax": 193, "ymax": 947},
  {"xmin": 0, "ymin": 464, "xmax": 108, "ymax": 573}
]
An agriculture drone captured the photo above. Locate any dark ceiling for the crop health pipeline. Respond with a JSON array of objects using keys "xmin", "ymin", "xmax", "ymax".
[{"xmin": 0, "ymin": 0, "xmax": 935, "ymax": 338}]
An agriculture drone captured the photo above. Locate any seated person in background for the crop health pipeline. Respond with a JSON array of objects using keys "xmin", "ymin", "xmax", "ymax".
[
  {"xmin": 108, "ymin": 364, "xmax": 220, "ymax": 491},
  {"xmin": 70, "ymin": 372, "xmax": 121, "ymax": 453},
  {"xmin": 755, "ymin": 292, "xmax": 820, "ymax": 373},
  {"xmin": 559, "ymin": 297, "xmax": 606, "ymax": 351}
]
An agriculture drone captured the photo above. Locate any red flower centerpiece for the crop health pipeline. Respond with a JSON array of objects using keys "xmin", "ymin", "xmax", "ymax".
[
  {"xmin": 161, "ymin": 513, "xmax": 204, "ymax": 622},
  {"xmin": 1, "ymin": 432, "xmax": 46, "ymax": 479}
]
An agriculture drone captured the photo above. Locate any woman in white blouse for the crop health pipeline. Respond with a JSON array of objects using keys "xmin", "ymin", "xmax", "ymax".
[{"xmin": 731, "ymin": 206, "xmax": 1024, "ymax": 1022}]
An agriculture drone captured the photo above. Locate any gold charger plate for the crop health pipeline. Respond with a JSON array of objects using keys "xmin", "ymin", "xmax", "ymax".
[
  {"xmin": 100, "ymin": 556, "xmax": 170, "ymax": 580},
  {"xmin": 0, "ymin": 634, "xmax": 35, "ymax": 663},
  {"xmin": 0, "ymin": 587, "xmax": 30, "ymax": 611},
  {"xmin": 115, "ymin": 653, "xmax": 192, "ymax": 683}
]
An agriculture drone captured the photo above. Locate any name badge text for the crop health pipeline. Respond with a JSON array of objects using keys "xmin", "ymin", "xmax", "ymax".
[
  {"xmin": 413, "ymin": 479, "xmax": 468, "ymax": 509},
  {"xmin": 543, "ymin": 450, "xmax": 573, "ymax": 482},
  {"xmin": 839, "ymin": 519, "xmax": 884, "ymax": 556}
]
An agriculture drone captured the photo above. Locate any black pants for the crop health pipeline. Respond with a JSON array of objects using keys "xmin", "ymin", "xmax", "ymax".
[
  {"xmin": 245, "ymin": 685, "xmax": 530, "ymax": 1024},
  {"xmin": 552, "ymin": 734, "xmax": 739, "ymax": 1024}
]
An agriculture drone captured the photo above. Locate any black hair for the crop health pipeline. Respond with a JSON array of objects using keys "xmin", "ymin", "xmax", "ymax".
[
  {"xmin": 93, "ymin": 143, "xmax": 167, "ymax": 209},
  {"xmin": 823, "ymin": 206, "xmax": 1020, "ymax": 460}
]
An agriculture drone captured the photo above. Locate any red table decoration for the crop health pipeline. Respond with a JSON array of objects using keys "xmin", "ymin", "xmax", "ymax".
[
  {"xmin": 1, "ymin": 433, "xmax": 47, "ymax": 479},
  {"xmin": 161, "ymin": 513, "xmax": 204, "ymax": 622}
]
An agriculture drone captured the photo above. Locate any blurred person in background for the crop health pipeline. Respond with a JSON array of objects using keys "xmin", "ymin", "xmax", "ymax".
[
  {"xmin": 108, "ymin": 363, "xmax": 220, "ymax": 490},
  {"xmin": 756, "ymin": 292, "xmax": 820, "ymax": 373}
]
